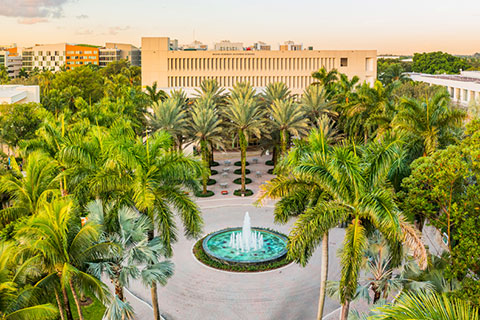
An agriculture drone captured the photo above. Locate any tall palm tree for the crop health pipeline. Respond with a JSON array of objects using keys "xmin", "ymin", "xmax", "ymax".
[
  {"xmin": 0, "ymin": 152, "xmax": 60, "ymax": 226},
  {"xmin": 86, "ymin": 201, "xmax": 174, "ymax": 320},
  {"xmin": 145, "ymin": 82, "xmax": 167, "ymax": 105},
  {"xmin": 370, "ymin": 291, "xmax": 479, "ymax": 320},
  {"xmin": 0, "ymin": 242, "xmax": 58, "ymax": 320},
  {"xmin": 269, "ymin": 99, "xmax": 309, "ymax": 154},
  {"xmin": 300, "ymin": 85, "xmax": 336, "ymax": 126},
  {"xmin": 188, "ymin": 96, "xmax": 223, "ymax": 195},
  {"xmin": 110, "ymin": 130, "xmax": 203, "ymax": 320},
  {"xmin": 194, "ymin": 79, "xmax": 226, "ymax": 105},
  {"xmin": 147, "ymin": 97, "xmax": 189, "ymax": 150},
  {"xmin": 259, "ymin": 131, "xmax": 426, "ymax": 320},
  {"xmin": 18, "ymin": 198, "xmax": 109, "ymax": 320},
  {"xmin": 393, "ymin": 91, "xmax": 465, "ymax": 156},
  {"xmin": 335, "ymin": 73, "xmax": 360, "ymax": 105},
  {"xmin": 312, "ymin": 67, "xmax": 338, "ymax": 96},
  {"xmin": 261, "ymin": 82, "xmax": 292, "ymax": 107},
  {"xmin": 224, "ymin": 83, "xmax": 265, "ymax": 194}
]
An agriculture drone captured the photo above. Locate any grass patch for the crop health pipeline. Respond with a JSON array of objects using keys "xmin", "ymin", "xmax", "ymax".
[
  {"xmin": 233, "ymin": 189, "xmax": 254, "ymax": 196},
  {"xmin": 195, "ymin": 190, "xmax": 215, "ymax": 197},
  {"xmin": 233, "ymin": 177, "xmax": 252, "ymax": 185},
  {"xmin": 265, "ymin": 160, "xmax": 274, "ymax": 166},
  {"xmin": 233, "ymin": 168, "xmax": 250, "ymax": 175},
  {"xmin": 211, "ymin": 169, "xmax": 218, "ymax": 175},
  {"xmin": 210, "ymin": 161, "xmax": 220, "ymax": 167},
  {"xmin": 207, "ymin": 178, "xmax": 216, "ymax": 185},
  {"xmin": 193, "ymin": 236, "xmax": 291, "ymax": 272},
  {"xmin": 234, "ymin": 161, "xmax": 250, "ymax": 166},
  {"xmin": 267, "ymin": 168, "xmax": 274, "ymax": 174}
]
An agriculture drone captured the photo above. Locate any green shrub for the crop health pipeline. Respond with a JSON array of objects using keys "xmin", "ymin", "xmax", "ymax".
[
  {"xmin": 195, "ymin": 190, "xmax": 214, "ymax": 197},
  {"xmin": 233, "ymin": 168, "xmax": 250, "ymax": 175},
  {"xmin": 192, "ymin": 236, "xmax": 291, "ymax": 272},
  {"xmin": 265, "ymin": 160, "xmax": 274, "ymax": 166},
  {"xmin": 234, "ymin": 161, "xmax": 249, "ymax": 166},
  {"xmin": 207, "ymin": 178, "xmax": 216, "ymax": 185},
  {"xmin": 211, "ymin": 169, "xmax": 218, "ymax": 175},
  {"xmin": 267, "ymin": 168, "xmax": 274, "ymax": 174},
  {"xmin": 233, "ymin": 189, "xmax": 254, "ymax": 196},
  {"xmin": 233, "ymin": 177, "xmax": 252, "ymax": 185},
  {"xmin": 210, "ymin": 161, "xmax": 220, "ymax": 167}
]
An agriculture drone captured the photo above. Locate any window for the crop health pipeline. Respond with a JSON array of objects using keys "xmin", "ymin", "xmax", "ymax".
[{"xmin": 340, "ymin": 58, "xmax": 348, "ymax": 67}]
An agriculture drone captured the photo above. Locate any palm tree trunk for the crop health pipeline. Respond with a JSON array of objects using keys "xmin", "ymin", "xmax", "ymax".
[
  {"xmin": 280, "ymin": 129, "xmax": 287, "ymax": 155},
  {"xmin": 239, "ymin": 131, "xmax": 247, "ymax": 193},
  {"xmin": 317, "ymin": 233, "xmax": 329, "ymax": 320},
  {"xmin": 61, "ymin": 285, "xmax": 74, "ymax": 320},
  {"xmin": 340, "ymin": 301, "xmax": 350, "ymax": 320},
  {"xmin": 201, "ymin": 140, "xmax": 208, "ymax": 195},
  {"xmin": 148, "ymin": 229, "xmax": 161, "ymax": 320},
  {"xmin": 69, "ymin": 278, "xmax": 84, "ymax": 320},
  {"xmin": 54, "ymin": 288, "xmax": 66, "ymax": 320},
  {"xmin": 115, "ymin": 278, "xmax": 125, "ymax": 301},
  {"xmin": 151, "ymin": 283, "xmax": 161, "ymax": 320}
]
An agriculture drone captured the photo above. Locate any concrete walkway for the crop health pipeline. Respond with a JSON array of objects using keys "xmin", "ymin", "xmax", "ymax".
[{"xmin": 121, "ymin": 154, "xmax": 345, "ymax": 320}]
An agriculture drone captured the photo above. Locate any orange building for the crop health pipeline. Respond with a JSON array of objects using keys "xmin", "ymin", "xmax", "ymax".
[{"xmin": 65, "ymin": 45, "xmax": 99, "ymax": 70}]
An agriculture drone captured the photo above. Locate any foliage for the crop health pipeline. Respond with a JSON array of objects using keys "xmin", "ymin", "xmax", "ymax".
[
  {"xmin": 233, "ymin": 169, "xmax": 250, "ymax": 175},
  {"xmin": 233, "ymin": 177, "xmax": 252, "ymax": 184},
  {"xmin": 233, "ymin": 189, "xmax": 253, "ymax": 196},
  {"xmin": 412, "ymin": 52, "xmax": 471, "ymax": 74}
]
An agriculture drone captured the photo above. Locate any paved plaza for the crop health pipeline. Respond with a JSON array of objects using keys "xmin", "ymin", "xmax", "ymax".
[{"xmin": 126, "ymin": 154, "xmax": 346, "ymax": 320}]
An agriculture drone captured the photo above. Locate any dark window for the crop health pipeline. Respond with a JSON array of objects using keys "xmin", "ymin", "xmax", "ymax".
[{"xmin": 340, "ymin": 58, "xmax": 348, "ymax": 67}]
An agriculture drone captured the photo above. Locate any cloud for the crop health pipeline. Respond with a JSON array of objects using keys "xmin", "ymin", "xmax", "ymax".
[
  {"xmin": 0, "ymin": 0, "xmax": 70, "ymax": 18},
  {"xmin": 108, "ymin": 26, "xmax": 130, "ymax": 35},
  {"xmin": 17, "ymin": 17, "xmax": 49, "ymax": 24},
  {"xmin": 76, "ymin": 14, "xmax": 88, "ymax": 19}
]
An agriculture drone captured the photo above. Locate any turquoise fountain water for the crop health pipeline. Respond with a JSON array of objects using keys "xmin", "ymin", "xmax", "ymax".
[{"xmin": 202, "ymin": 212, "xmax": 288, "ymax": 265}]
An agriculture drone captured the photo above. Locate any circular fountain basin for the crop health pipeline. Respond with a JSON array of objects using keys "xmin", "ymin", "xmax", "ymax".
[{"xmin": 202, "ymin": 227, "xmax": 288, "ymax": 266}]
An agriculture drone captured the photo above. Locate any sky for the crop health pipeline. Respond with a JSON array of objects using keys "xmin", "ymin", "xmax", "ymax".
[{"xmin": 1, "ymin": 0, "xmax": 480, "ymax": 55}]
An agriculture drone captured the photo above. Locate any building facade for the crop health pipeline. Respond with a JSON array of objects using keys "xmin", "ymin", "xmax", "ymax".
[
  {"xmin": 21, "ymin": 44, "xmax": 99, "ymax": 72},
  {"xmin": 214, "ymin": 40, "xmax": 244, "ymax": 51},
  {"xmin": 142, "ymin": 37, "xmax": 377, "ymax": 95},
  {"xmin": 0, "ymin": 48, "xmax": 22, "ymax": 78},
  {"xmin": 407, "ymin": 71, "xmax": 480, "ymax": 107},
  {"xmin": 99, "ymin": 43, "xmax": 141, "ymax": 67},
  {"xmin": 0, "ymin": 85, "xmax": 40, "ymax": 104}
]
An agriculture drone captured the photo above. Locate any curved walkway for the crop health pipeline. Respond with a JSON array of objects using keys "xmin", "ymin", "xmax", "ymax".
[{"xmin": 126, "ymin": 155, "xmax": 345, "ymax": 319}]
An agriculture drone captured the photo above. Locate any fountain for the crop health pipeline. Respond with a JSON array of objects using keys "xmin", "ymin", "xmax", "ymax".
[{"xmin": 202, "ymin": 212, "xmax": 288, "ymax": 266}]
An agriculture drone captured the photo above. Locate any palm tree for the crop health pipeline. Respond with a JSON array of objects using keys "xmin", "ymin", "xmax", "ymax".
[
  {"xmin": 147, "ymin": 97, "xmax": 189, "ymax": 150},
  {"xmin": 224, "ymin": 83, "xmax": 265, "ymax": 194},
  {"xmin": 18, "ymin": 198, "xmax": 109, "ymax": 320},
  {"xmin": 370, "ymin": 291, "xmax": 479, "ymax": 320},
  {"xmin": 188, "ymin": 96, "xmax": 223, "ymax": 195},
  {"xmin": 335, "ymin": 73, "xmax": 359, "ymax": 105},
  {"xmin": 194, "ymin": 79, "xmax": 226, "ymax": 105},
  {"xmin": 0, "ymin": 152, "xmax": 60, "ymax": 226},
  {"xmin": 300, "ymin": 85, "xmax": 336, "ymax": 126},
  {"xmin": 145, "ymin": 82, "xmax": 167, "ymax": 104},
  {"xmin": 312, "ymin": 67, "xmax": 338, "ymax": 96},
  {"xmin": 393, "ymin": 91, "xmax": 465, "ymax": 156},
  {"xmin": 259, "ymin": 130, "xmax": 426, "ymax": 320},
  {"xmin": 110, "ymin": 130, "xmax": 203, "ymax": 320},
  {"xmin": 269, "ymin": 99, "xmax": 309, "ymax": 154},
  {"xmin": 261, "ymin": 82, "xmax": 292, "ymax": 107},
  {"xmin": 86, "ymin": 200, "xmax": 174, "ymax": 320},
  {"xmin": 0, "ymin": 242, "xmax": 58, "ymax": 320}
]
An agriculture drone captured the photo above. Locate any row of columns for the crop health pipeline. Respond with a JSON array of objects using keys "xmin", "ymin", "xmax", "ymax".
[{"xmin": 447, "ymin": 86, "xmax": 479, "ymax": 105}]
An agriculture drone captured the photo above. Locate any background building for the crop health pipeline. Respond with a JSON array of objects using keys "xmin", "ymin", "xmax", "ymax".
[
  {"xmin": 99, "ymin": 43, "xmax": 141, "ymax": 67},
  {"xmin": 21, "ymin": 43, "xmax": 99, "ymax": 72},
  {"xmin": 214, "ymin": 40, "xmax": 244, "ymax": 51},
  {"xmin": 251, "ymin": 42, "xmax": 271, "ymax": 51},
  {"xmin": 0, "ymin": 47, "xmax": 22, "ymax": 78},
  {"xmin": 407, "ymin": 71, "xmax": 480, "ymax": 107},
  {"xmin": 280, "ymin": 41, "xmax": 303, "ymax": 51},
  {"xmin": 141, "ymin": 37, "xmax": 377, "ymax": 95},
  {"xmin": 0, "ymin": 85, "xmax": 40, "ymax": 104}
]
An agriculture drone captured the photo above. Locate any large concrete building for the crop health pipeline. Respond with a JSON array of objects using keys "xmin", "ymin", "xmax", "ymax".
[
  {"xmin": 141, "ymin": 37, "xmax": 377, "ymax": 95},
  {"xmin": 408, "ymin": 71, "xmax": 480, "ymax": 107}
]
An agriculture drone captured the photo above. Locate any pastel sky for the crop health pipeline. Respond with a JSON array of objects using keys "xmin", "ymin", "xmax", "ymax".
[{"xmin": 1, "ymin": 0, "xmax": 479, "ymax": 54}]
